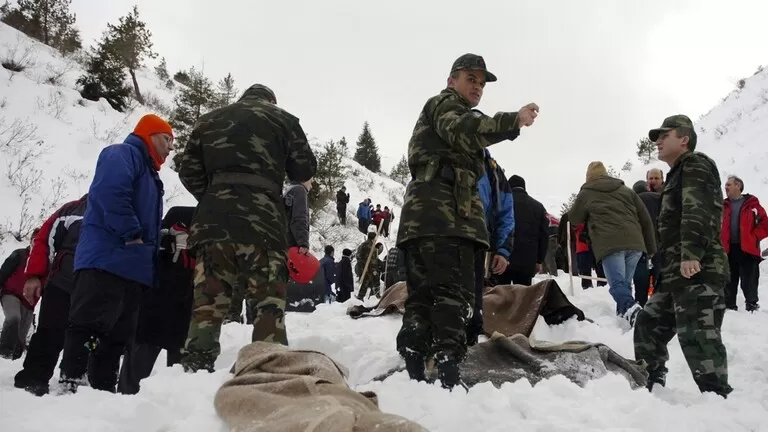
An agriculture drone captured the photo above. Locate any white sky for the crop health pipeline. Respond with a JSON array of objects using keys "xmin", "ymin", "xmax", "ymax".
[{"xmin": 70, "ymin": 0, "xmax": 768, "ymax": 211}]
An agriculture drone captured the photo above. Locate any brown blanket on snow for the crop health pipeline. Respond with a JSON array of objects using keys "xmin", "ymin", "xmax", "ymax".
[
  {"xmin": 347, "ymin": 279, "xmax": 585, "ymax": 338},
  {"xmin": 214, "ymin": 342, "xmax": 427, "ymax": 432}
]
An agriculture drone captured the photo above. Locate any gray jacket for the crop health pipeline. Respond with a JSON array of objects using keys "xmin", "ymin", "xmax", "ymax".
[{"xmin": 284, "ymin": 183, "xmax": 310, "ymax": 248}]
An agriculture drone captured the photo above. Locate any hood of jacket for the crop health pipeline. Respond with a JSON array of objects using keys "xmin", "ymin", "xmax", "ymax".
[{"xmin": 582, "ymin": 176, "xmax": 625, "ymax": 193}]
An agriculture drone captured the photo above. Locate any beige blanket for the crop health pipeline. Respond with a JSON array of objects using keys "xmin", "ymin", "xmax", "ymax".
[
  {"xmin": 214, "ymin": 342, "xmax": 427, "ymax": 432},
  {"xmin": 348, "ymin": 279, "xmax": 585, "ymax": 338}
]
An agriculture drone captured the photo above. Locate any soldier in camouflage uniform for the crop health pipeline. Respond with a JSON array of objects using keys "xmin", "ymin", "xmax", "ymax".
[
  {"xmin": 354, "ymin": 233, "xmax": 381, "ymax": 300},
  {"xmin": 633, "ymin": 115, "xmax": 733, "ymax": 397},
  {"xmin": 395, "ymin": 53, "xmax": 539, "ymax": 389},
  {"xmin": 176, "ymin": 84, "xmax": 317, "ymax": 372}
]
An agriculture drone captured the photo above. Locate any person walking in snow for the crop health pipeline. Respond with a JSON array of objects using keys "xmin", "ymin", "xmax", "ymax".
[
  {"xmin": 0, "ymin": 228, "xmax": 39, "ymax": 360},
  {"xmin": 319, "ymin": 246, "xmax": 336, "ymax": 303},
  {"xmin": 381, "ymin": 206, "xmax": 394, "ymax": 238},
  {"xmin": 335, "ymin": 249, "xmax": 354, "ymax": 302},
  {"xmin": 501, "ymin": 174, "xmax": 548, "ymax": 287},
  {"xmin": 395, "ymin": 53, "xmax": 538, "ymax": 389},
  {"xmin": 58, "ymin": 114, "xmax": 173, "ymax": 393},
  {"xmin": 634, "ymin": 114, "xmax": 732, "ymax": 398},
  {"xmin": 721, "ymin": 175, "xmax": 768, "ymax": 312},
  {"xmin": 336, "ymin": 186, "xmax": 350, "ymax": 225},
  {"xmin": 573, "ymin": 223, "xmax": 607, "ymax": 289},
  {"xmin": 355, "ymin": 233, "xmax": 382, "ymax": 300},
  {"xmin": 542, "ymin": 213, "xmax": 560, "ymax": 276},
  {"xmin": 357, "ymin": 199, "xmax": 372, "ymax": 234},
  {"xmin": 465, "ymin": 151, "xmax": 514, "ymax": 346},
  {"xmin": 631, "ymin": 180, "xmax": 661, "ymax": 306},
  {"xmin": 569, "ymin": 161, "xmax": 656, "ymax": 326},
  {"xmin": 384, "ymin": 246, "xmax": 406, "ymax": 290},
  {"xmin": 176, "ymin": 84, "xmax": 317, "ymax": 373},
  {"xmin": 14, "ymin": 196, "xmax": 87, "ymax": 396}
]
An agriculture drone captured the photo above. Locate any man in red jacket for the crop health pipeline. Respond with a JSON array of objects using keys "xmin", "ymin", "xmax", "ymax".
[
  {"xmin": 0, "ymin": 228, "xmax": 40, "ymax": 359},
  {"xmin": 722, "ymin": 176, "xmax": 768, "ymax": 312},
  {"xmin": 13, "ymin": 195, "xmax": 87, "ymax": 395}
]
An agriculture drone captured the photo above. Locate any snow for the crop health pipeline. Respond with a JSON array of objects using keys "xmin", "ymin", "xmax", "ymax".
[{"xmin": 2, "ymin": 22, "xmax": 768, "ymax": 432}]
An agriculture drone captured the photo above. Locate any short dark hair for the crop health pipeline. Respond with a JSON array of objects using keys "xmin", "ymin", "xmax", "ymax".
[
  {"xmin": 728, "ymin": 175, "xmax": 744, "ymax": 191},
  {"xmin": 324, "ymin": 245, "xmax": 334, "ymax": 255},
  {"xmin": 675, "ymin": 127, "xmax": 697, "ymax": 152}
]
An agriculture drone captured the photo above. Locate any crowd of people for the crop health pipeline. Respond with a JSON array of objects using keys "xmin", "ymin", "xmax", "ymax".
[{"xmin": 0, "ymin": 53, "xmax": 764, "ymax": 407}]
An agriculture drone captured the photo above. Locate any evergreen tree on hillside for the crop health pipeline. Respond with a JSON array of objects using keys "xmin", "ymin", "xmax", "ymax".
[
  {"xmin": 106, "ymin": 5, "xmax": 156, "ymax": 105},
  {"xmin": 315, "ymin": 139, "xmax": 347, "ymax": 193},
  {"xmin": 560, "ymin": 192, "xmax": 578, "ymax": 216},
  {"xmin": 636, "ymin": 137, "xmax": 657, "ymax": 164},
  {"xmin": 353, "ymin": 121, "xmax": 381, "ymax": 172},
  {"xmin": 389, "ymin": 155, "xmax": 410, "ymax": 185},
  {"xmin": 154, "ymin": 56, "xmax": 170, "ymax": 84},
  {"xmin": 1, "ymin": 0, "xmax": 81, "ymax": 54},
  {"xmin": 170, "ymin": 67, "xmax": 215, "ymax": 168},
  {"xmin": 338, "ymin": 136, "xmax": 349, "ymax": 156},
  {"xmin": 76, "ymin": 35, "xmax": 131, "ymax": 112},
  {"xmin": 211, "ymin": 73, "xmax": 238, "ymax": 108}
]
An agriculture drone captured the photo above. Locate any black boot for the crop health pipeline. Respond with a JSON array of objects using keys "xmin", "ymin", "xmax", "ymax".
[
  {"xmin": 403, "ymin": 353, "xmax": 426, "ymax": 382},
  {"xmin": 746, "ymin": 302, "xmax": 760, "ymax": 312},
  {"xmin": 436, "ymin": 359, "xmax": 464, "ymax": 390}
]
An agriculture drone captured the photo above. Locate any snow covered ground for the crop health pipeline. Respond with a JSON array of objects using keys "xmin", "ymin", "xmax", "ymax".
[{"xmin": 2, "ymin": 271, "xmax": 768, "ymax": 432}]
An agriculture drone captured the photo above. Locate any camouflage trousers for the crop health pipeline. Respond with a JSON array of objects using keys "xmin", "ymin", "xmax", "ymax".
[
  {"xmin": 633, "ymin": 282, "xmax": 733, "ymax": 397},
  {"xmin": 396, "ymin": 237, "xmax": 477, "ymax": 364},
  {"xmin": 180, "ymin": 242, "xmax": 289, "ymax": 372}
]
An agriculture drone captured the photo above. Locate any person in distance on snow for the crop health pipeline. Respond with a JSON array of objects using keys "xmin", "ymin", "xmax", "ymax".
[
  {"xmin": 0, "ymin": 228, "xmax": 40, "ymax": 360},
  {"xmin": 500, "ymin": 175, "xmax": 548, "ymax": 287},
  {"xmin": 14, "ymin": 195, "xmax": 87, "ymax": 396},
  {"xmin": 395, "ymin": 53, "xmax": 538, "ymax": 389},
  {"xmin": 58, "ymin": 114, "xmax": 173, "ymax": 394},
  {"xmin": 176, "ymin": 84, "xmax": 317, "ymax": 373},
  {"xmin": 634, "ymin": 114, "xmax": 732, "ymax": 398}
]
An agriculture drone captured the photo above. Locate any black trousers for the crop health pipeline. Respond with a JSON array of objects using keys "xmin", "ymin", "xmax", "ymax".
[
  {"xmin": 337, "ymin": 206, "xmax": 346, "ymax": 225},
  {"xmin": 496, "ymin": 268, "xmax": 533, "ymax": 286},
  {"xmin": 466, "ymin": 252, "xmax": 486, "ymax": 345},
  {"xmin": 14, "ymin": 284, "xmax": 71, "ymax": 390},
  {"xmin": 59, "ymin": 269, "xmax": 143, "ymax": 392},
  {"xmin": 577, "ymin": 251, "xmax": 606, "ymax": 289},
  {"xmin": 117, "ymin": 341, "xmax": 162, "ymax": 395},
  {"xmin": 633, "ymin": 253, "xmax": 661, "ymax": 307},
  {"xmin": 725, "ymin": 245, "xmax": 760, "ymax": 307}
]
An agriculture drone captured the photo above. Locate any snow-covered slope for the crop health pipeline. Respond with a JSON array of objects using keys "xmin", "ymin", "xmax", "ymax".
[{"xmin": 2, "ymin": 22, "xmax": 768, "ymax": 432}]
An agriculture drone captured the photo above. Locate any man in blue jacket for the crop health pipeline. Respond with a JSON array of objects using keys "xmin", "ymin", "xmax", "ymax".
[
  {"xmin": 466, "ymin": 149, "xmax": 515, "ymax": 345},
  {"xmin": 58, "ymin": 114, "xmax": 174, "ymax": 393},
  {"xmin": 357, "ymin": 199, "xmax": 372, "ymax": 234}
]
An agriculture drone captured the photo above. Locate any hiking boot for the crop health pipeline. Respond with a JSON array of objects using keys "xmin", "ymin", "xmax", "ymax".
[
  {"xmin": 14, "ymin": 371, "xmax": 49, "ymax": 396},
  {"xmin": 436, "ymin": 359, "xmax": 462, "ymax": 390},
  {"xmin": 403, "ymin": 353, "xmax": 426, "ymax": 382},
  {"xmin": 726, "ymin": 305, "xmax": 738, "ymax": 311},
  {"xmin": 746, "ymin": 302, "xmax": 760, "ymax": 312},
  {"xmin": 622, "ymin": 303, "xmax": 642, "ymax": 327},
  {"xmin": 646, "ymin": 371, "xmax": 666, "ymax": 392}
]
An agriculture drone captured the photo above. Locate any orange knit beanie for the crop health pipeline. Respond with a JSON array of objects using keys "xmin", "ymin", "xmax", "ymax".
[{"xmin": 134, "ymin": 114, "xmax": 173, "ymax": 170}]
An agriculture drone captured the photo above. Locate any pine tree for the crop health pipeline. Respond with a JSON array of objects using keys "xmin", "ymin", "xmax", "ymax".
[
  {"xmin": 2, "ymin": 0, "xmax": 81, "ymax": 54},
  {"xmin": 606, "ymin": 165, "xmax": 621, "ymax": 178},
  {"xmin": 211, "ymin": 73, "xmax": 238, "ymax": 108},
  {"xmin": 76, "ymin": 34, "xmax": 131, "ymax": 112},
  {"xmin": 314, "ymin": 139, "xmax": 347, "ymax": 194},
  {"xmin": 106, "ymin": 5, "xmax": 156, "ymax": 105},
  {"xmin": 154, "ymin": 56, "xmax": 169, "ymax": 81},
  {"xmin": 621, "ymin": 160, "xmax": 633, "ymax": 172},
  {"xmin": 636, "ymin": 137, "xmax": 657, "ymax": 164},
  {"xmin": 353, "ymin": 121, "xmax": 381, "ymax": 172},
  {"xmin": 560, "ymin": 192, "xmax": 578, "ymax": 216},
  {"xmin": 389, "ymin": 155, "xmax": 410, "ymax": 185},
  {"xmin": 169, "ymin": 67, "xmax": 215, "ymax": 168},
  {"xmin": 338, "ymin": 136, "xmax": 349, "ymax": 156}
]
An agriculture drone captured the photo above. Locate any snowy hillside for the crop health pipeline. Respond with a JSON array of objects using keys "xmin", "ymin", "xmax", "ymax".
[
  {"xmin": 0, "ymin": 22, "xmax": 403, "ymax": 260},
  {"xmin": 3, "ymin": 21, "xmax": 768, "ymax": 432}
]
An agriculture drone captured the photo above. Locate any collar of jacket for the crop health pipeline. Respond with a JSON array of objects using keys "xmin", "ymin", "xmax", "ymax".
[
  {"xmin": 441, "ymin": 87, "xmax": 471, "ymax": 107},
  {"xmin": 124, "ymin": 133, "xmax": 157, "ymax": 170}
]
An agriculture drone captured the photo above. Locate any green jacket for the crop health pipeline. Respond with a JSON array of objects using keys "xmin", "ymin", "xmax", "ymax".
[
  {"xmin": 569, "ymin": 176, "xmax": 657, "ymax": 261},
  {"xmin": 657, "ymin": 151, "xmax": 729, "ymax": 291},
  {"xmin": 177, "ymin": 87, "xmax": 317, "ymax": 251},
  {"xmin": 396, "ymin": 88, "xmax": 521, "ymax": 248}
]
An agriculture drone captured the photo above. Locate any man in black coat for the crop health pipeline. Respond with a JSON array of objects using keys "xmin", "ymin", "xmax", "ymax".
[
  {"xmin": 498, "ymin": 175, "xmax": 549, "ymax": 285},
  {"xmin": 631, "ymin": 180, "xmax": 661, "ymax": 306},
  {"xmin": 117, "ymin": 206, "xmax": 196, "ymax": 395},
  {"xmin": 336, "ymin": 186, "xmax": 350, "ymax": 225}
]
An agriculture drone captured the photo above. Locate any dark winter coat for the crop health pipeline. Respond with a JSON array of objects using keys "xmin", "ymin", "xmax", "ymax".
[
  {"xmin": 74, "ymin": 134, "xmax": 164, "ymax": 288},
  {"xmin": 569, "ymin": 176, "xmax": 657, "ymax": 261},
  {"xmin": 284, "ymin": 183, "xmax": 310, "ymax": 248},
  {"xmin": 637, "ymin": 192, "xmax": 661, "ymax": 231},
  {"xmin": 319, "ymin": 255, "xmax": 336, "ymax": 291},
  {"xmin": 25, "ymin": 195, "xmax": 88, "ymax": 293},
  {"xmin": 0, "ymin": 248, "xmax": 33, "ymax": 309},
  {"xmin": 335, "ymin": 256, "xmax": 354, "ymax": 302},
  {"xmin": 507, "ymin": 187, "xmax": 548, "ymax": 276},
  {"xmin": 336, "ymin": 190, "xmax": 350, "ymax": 208},
  {"xmin": 135, "ymin": 206, "xmax": 196, "ymax": 350},
  {"xmin": 722, "ymin": 194, "xmax": 768, "ymax": 257}
]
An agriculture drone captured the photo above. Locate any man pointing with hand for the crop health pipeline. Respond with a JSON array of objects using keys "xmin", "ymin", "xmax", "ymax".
[{"xmin": 395, "ymin": 53, "xmax": 538, "ymax": 389}]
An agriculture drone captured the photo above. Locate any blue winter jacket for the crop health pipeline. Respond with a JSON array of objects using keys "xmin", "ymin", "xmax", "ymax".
[
  {"xmin": 319, "ymin": 255, "xmax": 336, "ymax": 290},
  {"xmin": 357, "ymin": 203, "xmax": 371, "ymax": 221},
  {"xmin": 477, "ymin": 149, "xmax": 515, "ymax": 258},
  {"xmin": 74, "ymin": 134, "xmax": 164, "ymax": 288}
]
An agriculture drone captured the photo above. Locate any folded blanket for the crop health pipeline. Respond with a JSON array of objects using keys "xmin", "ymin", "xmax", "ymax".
[{"xmin": 214, "ymin": 342, "xmax": 427, "ymax": 432}]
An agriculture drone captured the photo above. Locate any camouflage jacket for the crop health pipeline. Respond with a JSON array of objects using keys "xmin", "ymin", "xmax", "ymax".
[
  {"xmin": 396, "ymin": 88, "xmax": 521, "ymax": 248},
  {"xmin": 354, "ymin": 240, "xmax": 378, "ymax": 278},
  {"xmin": 177, "ymin": 88, "xmax": 317, "ymax": 251},
  {"xmin": 657, "ymin": 151, "xmax": 729, "ymax": 291}
]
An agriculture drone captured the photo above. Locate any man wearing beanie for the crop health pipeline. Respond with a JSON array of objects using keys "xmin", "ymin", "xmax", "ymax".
[
  {"xmin": 395, "ymin": 53, "xmax": 539, "ymax": 389},
  {"xmin": 58, "ymin": 113, "xmax": 173, "ymax": 393},
  {"xmin": 176, "ymin": 84, "xmax": 316, "ymax": 373},
  {"xmin": 634, "ymin": 115, "xmax": 732, "ymax": 398},
  {"xmin": 500, "ymin": 174, "xmax": 548, "ymax": 286},
  {"xmin": 569, "ymin": 160, "xmax": 656, "ymax": 326}
]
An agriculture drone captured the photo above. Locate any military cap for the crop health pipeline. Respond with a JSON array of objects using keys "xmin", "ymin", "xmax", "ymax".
[
  {"xmin": 451, "ymin": 53, "xmax": 497, "ymax": 82},
  {"xmin": 648, "ymin": 115, "xmax": 694, "ymax": 142}
]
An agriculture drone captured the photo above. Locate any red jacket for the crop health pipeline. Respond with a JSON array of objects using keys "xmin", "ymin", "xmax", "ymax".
[
  {"xmin": 574, "ymin": 224, "xmax": 590, "ymax": 253},
  {"xmin": 0, "ymin": 247, "xmax": 35, "ymax": 309},
  {"xmin": 722, "ymin": 194, "xmax": 768, "ymax": 257}
]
